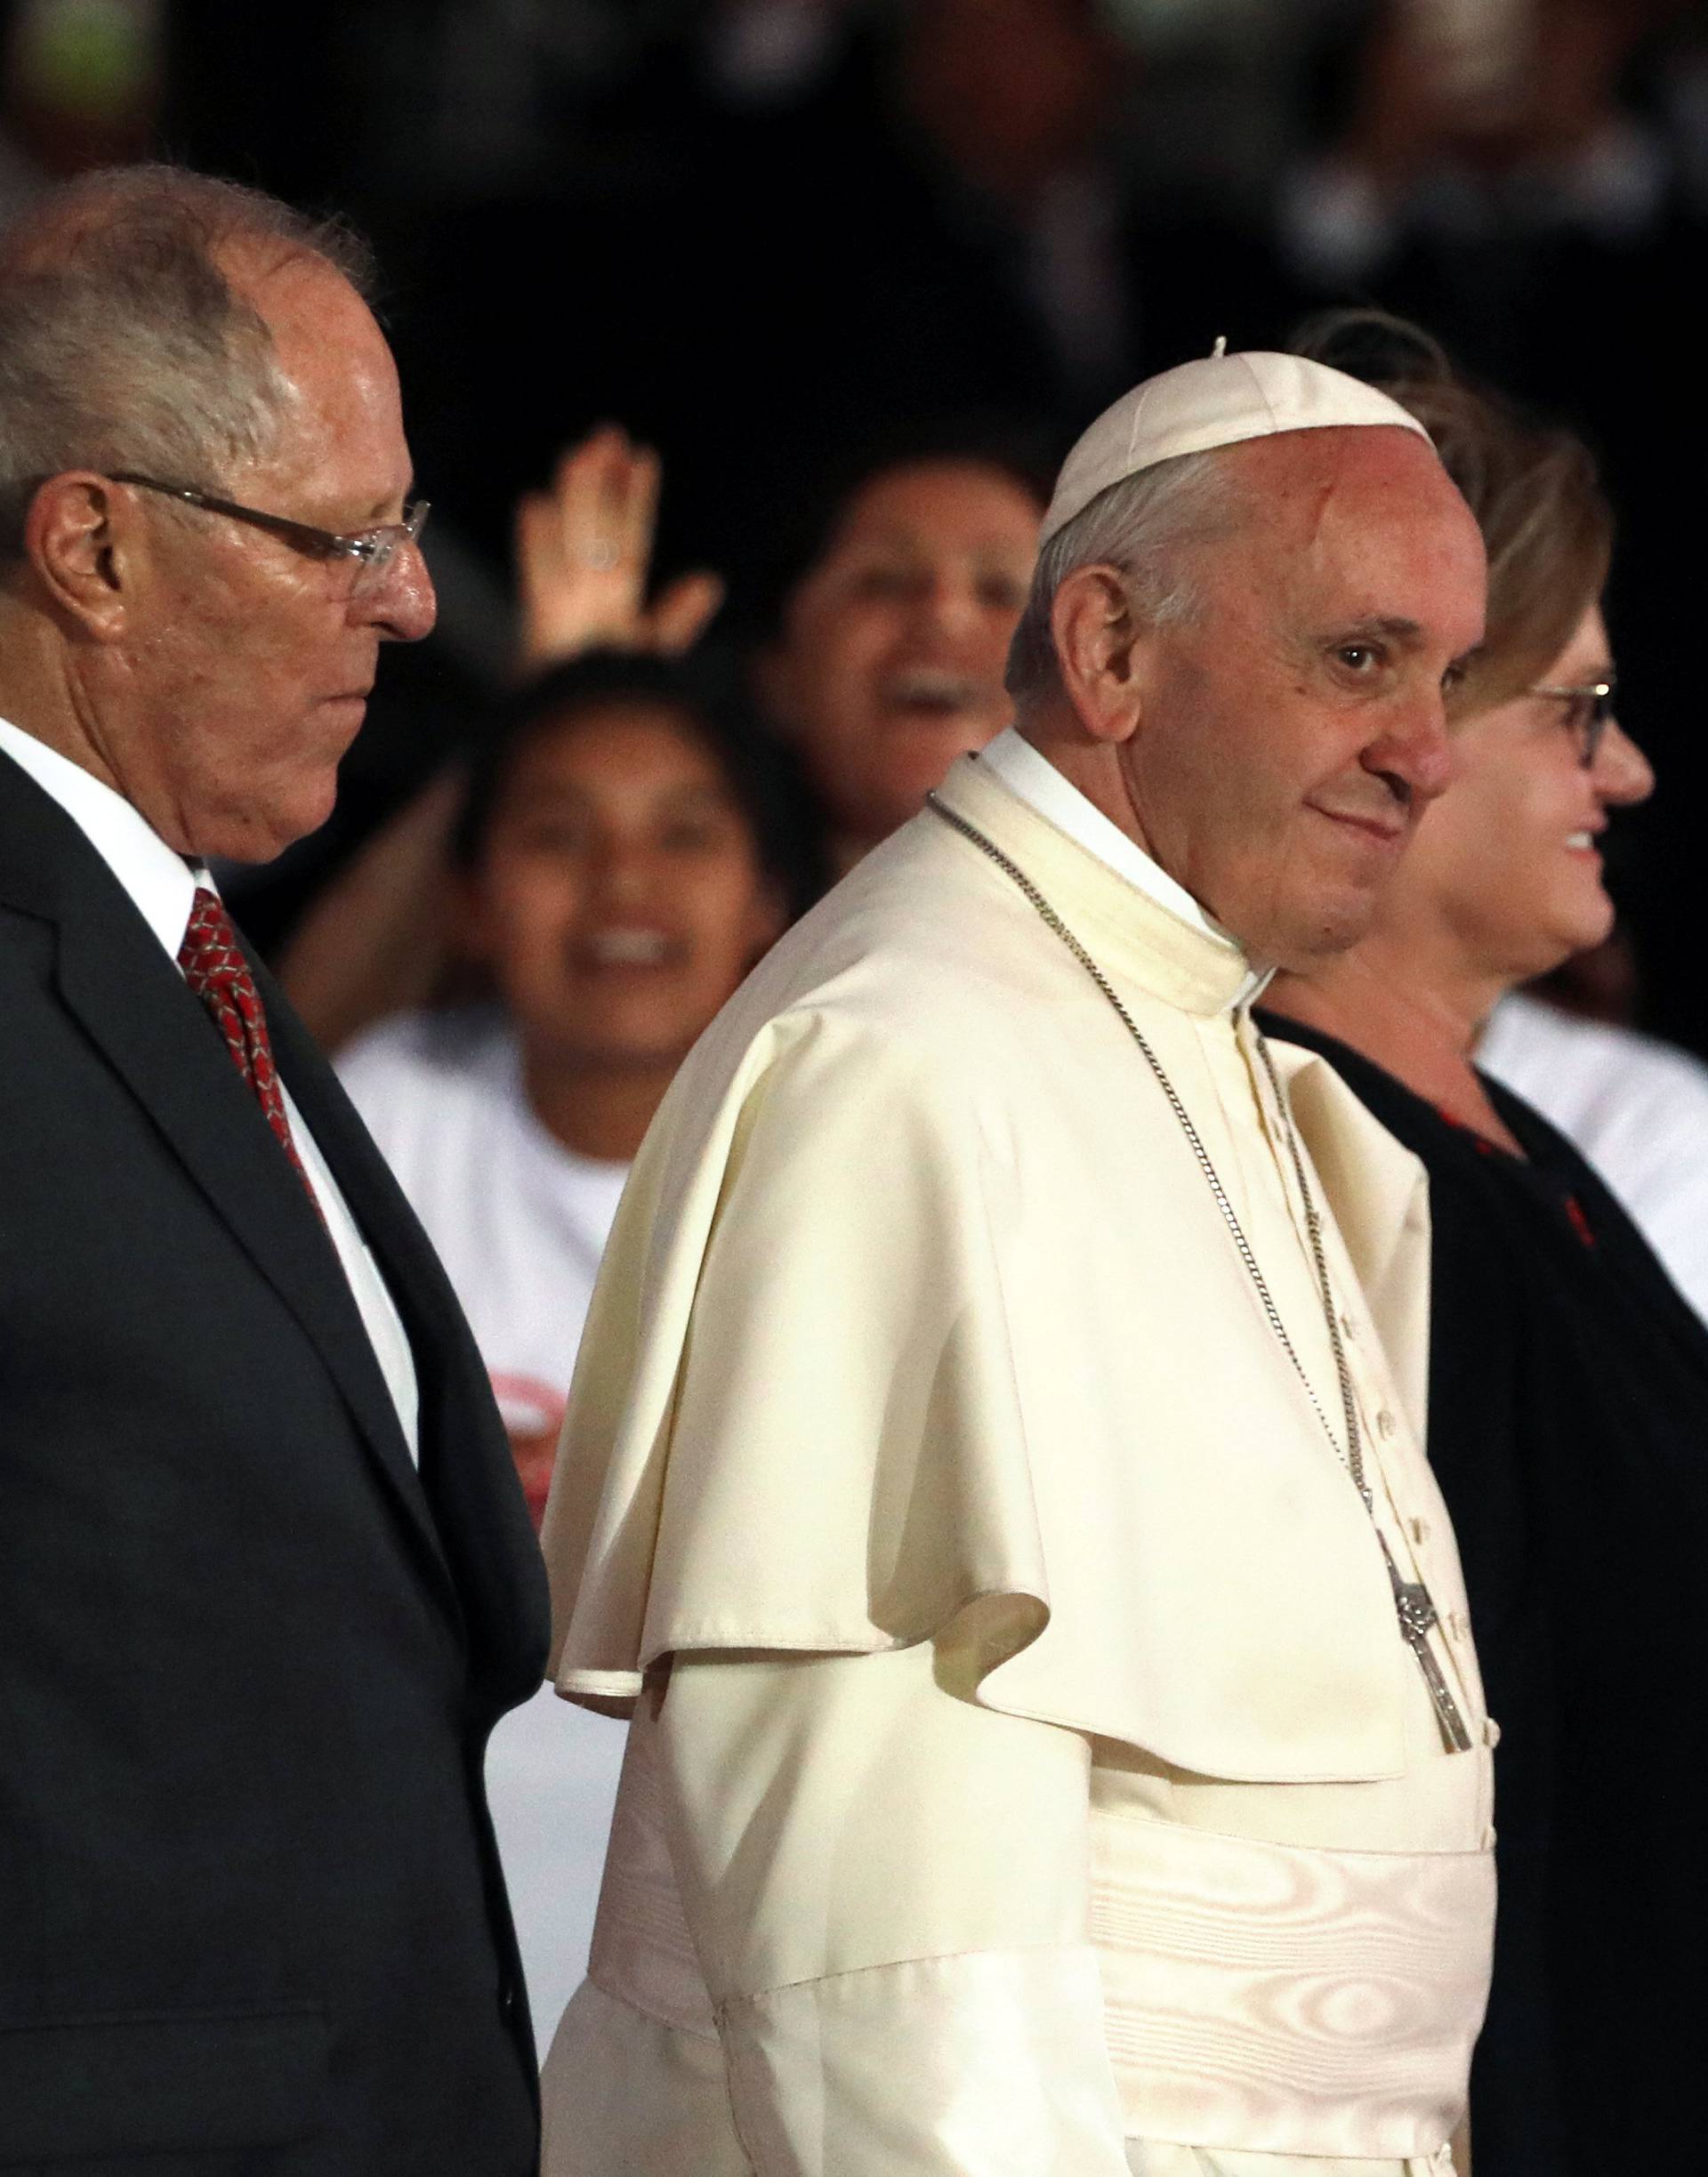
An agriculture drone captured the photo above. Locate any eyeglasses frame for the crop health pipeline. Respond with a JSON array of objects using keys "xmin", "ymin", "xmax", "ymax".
[
  {"xmin": 107, "ymin": 471, "xmax": 429, "ymax": 585},
  {"xmin": 1530, "ymin": 679, "xmax": 1616, "ymax": 770}
]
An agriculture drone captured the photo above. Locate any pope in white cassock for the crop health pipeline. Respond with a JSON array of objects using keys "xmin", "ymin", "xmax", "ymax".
[{"xmin": 536, "ymin": 348, "xmax": 1495, "ymax": 2177}]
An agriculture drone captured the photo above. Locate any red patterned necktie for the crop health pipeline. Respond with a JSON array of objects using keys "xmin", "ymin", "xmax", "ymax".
[{"xmin": 177, "ymin": 886, "xmax": 321, "ymax": 1213}]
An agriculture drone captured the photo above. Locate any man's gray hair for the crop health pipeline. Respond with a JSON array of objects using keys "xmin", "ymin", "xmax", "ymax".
[
  {"xmin": 0, "ymin": 165, "xmax": 376, "ymax": 554},
  {"xmin": 1005, "ymin": 447, "xmax": 1243, "ymax": 700}
]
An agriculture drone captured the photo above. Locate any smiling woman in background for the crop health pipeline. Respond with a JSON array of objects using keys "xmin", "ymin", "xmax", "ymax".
[
  {"xmin": 334, "ymin": 649, "xmax": 826, "ymax": 2055},
  {"xmin": 1261, "ymin": 336, "xmax": 1708, "ymax": 2173},
  {"xmin": 755, "ymin": 432, "xmax": 1046, "ymax": 869},
  {"xmin": 337, "ymin": 648, "xmax": 823, "ymax": 1502}
]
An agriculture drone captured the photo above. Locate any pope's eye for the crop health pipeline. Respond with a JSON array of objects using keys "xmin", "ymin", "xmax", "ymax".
[{"xmin": 1336, "ymin": 643, "xmax": 1381, "ymax": 673}]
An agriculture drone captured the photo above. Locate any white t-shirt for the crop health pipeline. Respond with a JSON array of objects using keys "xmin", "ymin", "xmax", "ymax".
[
  {"xmin": 336, "ymin": 1005, "xmax": 632, "ymax": 2059},
  {"xmin": 1478, "ymin": 989, "xmax": 1708, "ymax": 1324}
]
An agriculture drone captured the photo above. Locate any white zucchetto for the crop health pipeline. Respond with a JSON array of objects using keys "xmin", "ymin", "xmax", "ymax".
[{"xmin": 1040, "ymin": 342, "xmax": 1434, "ymax": 544}]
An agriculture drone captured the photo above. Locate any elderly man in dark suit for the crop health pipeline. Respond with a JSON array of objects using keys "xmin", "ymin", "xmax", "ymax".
[{"xmin": 0, "ymin": 167, "xmax": 549, "ymax": 2173}]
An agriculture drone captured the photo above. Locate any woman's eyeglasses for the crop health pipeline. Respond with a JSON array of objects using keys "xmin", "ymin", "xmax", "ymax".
[{"xmin": 1531, "ymin": 679, "xmax": 1615, "ymax": 769}]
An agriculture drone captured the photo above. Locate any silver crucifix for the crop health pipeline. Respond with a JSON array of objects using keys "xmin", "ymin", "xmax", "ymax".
[{"xmin": 1380, "ymin": 1535, "xmax": 1473, "ymax": 1752}]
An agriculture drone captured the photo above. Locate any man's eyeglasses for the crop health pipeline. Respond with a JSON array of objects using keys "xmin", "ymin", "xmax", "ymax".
[
  {"xmin": 1531, "ymin": 679, "xmax": 1616, "ymax": 769},
  {"xmin": 109, "ymin": 472, "xmax": 429, "ymax": 599}
]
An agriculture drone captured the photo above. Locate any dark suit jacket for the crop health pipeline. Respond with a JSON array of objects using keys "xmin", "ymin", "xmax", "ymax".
[{"xmin": 0, "ymin": 746, "xmax": 552, "ymax": 2175}]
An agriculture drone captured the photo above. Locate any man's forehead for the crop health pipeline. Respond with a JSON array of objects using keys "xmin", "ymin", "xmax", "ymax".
[
  {"xmin": 228, "ymin": 245, "xmax": 378, "ymax": 354},
  {"xmin": 220, "ymin": 247, "xmax": 409, "ymax": 511},
  {"xmin": 1222, "ymin": 423, "xmax": 1449, "ymax": 499},
  {"xmin": 238, "ymin": 254, "xmax": 400, "ymax": 429},
  {"xmin": 1221, "ymin": 429, "xmax": 1478, "ymax": 563},
  {"xmin": 1204, "ymin": 431, "xmax": 1485, "ymax": 641}
]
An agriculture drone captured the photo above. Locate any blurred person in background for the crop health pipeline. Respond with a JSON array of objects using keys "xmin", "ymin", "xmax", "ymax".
[
  {"xmin": 280, "ymin": 421, "xmax": 1044, "ymax": 1041},
  {"xmin": 882, "ymin": 0, "xmax": 1156, "ymax": 406},
  {"xmin": 681, "ymin": 0, "xmax": 1288, "ymax": 521},
  {"xmin": 687, "ymin": 0, "xmax": 1279, "ymax": 455},
  {"xmin": 1282, "ymin": 0, "xmax": 1680, "ymax": 318},
  {"xmin": 1262, "ymin": 327, "xmax": 1708, "ymax": 2173},
  {"xmin": 335, "ymin": 649, "xmax": 826, "ymax": 2060},
  {"xmin": 754, "ymin": 429, "xmax": 1046, "ymax": 869}
]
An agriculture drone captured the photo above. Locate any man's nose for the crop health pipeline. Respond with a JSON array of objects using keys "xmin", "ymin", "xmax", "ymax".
[
  {"xmin": 1369, "ymin": 688, "xmax": 1454, "ymax": 808},
  {"xmin": 1593, "ymin": 717, "xmax": 1655, "ymax": 808},
  {"xmin": 368, "ymin": 542, "xmax": 437, "ymax": 642}
]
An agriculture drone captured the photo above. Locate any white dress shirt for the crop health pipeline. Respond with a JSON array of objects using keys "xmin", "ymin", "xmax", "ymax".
[{"xmin": 0, "ymin": 717, "xmax": 420, "ymax": 1460}]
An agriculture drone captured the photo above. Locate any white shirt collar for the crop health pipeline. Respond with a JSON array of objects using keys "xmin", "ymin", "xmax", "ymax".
[
  {"xmin": 975, "ymin": 727, "xmax": 1269, "ymax": 1007},
  {"xmin": 0, "ymin": 716, "xmax": 209, "ymax": 956}
]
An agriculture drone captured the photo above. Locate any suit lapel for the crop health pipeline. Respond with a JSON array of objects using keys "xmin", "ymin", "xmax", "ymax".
[
  {"xmin": 261, "ymin": 964, "xmax": 552, "ymax": 1696},
  {"xmin": 0, "ymin": 759, "xmax": 460, "ymax": 1613}
]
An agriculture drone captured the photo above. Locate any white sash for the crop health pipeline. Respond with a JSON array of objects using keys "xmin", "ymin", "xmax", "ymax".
[
  {"xmin": 1091, "ymin": 1808, "xmax": 1493, "ymax": 2159},
  {"xmin": 584, "ymin": 1728, "xmax": 1494, "ymax": 2160}
]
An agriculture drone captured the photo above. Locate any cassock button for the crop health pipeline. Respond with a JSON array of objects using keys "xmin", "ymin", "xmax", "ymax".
[
  {"xmin": 1409, "ymin": 1516, "xmax": 1430, "ymax": 1544},
  {"xmin": 1376, "ymin": 1408, "xmax": 1398, "ymax": 1439},
  {"xmin": 1448, "ymin": 1611, "xmax": 1470, "ymax": 1642},
  {"xmin": 1339, "ymin": 1312, "xmax": 1357, "ymax": 1341}
]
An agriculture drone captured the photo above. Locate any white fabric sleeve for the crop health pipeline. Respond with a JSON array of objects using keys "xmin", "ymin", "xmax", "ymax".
[{"xmin": 653, "ymin": 1641, "xmax": 1131, "ymax": 2176}]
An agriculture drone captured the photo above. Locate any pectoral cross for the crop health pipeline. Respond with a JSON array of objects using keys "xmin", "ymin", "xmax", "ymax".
[{"xmin": 1380, "ymin": 1534, "xmax": 1473, "ymax": 1752}]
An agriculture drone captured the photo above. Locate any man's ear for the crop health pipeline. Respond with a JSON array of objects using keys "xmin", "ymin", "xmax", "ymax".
[
  {"xmin": 23, "ymin": 472, "xmax": 133, "ymax": 641},
  {"xmin": 1049, "ymin": 562, "xmax": 1147, "ymax": 746}
]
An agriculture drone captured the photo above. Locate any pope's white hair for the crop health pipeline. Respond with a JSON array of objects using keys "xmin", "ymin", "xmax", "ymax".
[{"xmin": 1005, "ymin": 447, "xmax": 1244, "ymax": 700}]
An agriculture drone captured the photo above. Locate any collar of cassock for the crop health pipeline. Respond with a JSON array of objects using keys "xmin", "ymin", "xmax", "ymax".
[{"xmin": 945, "ymin": 735, "xmax": 1273, "ymax": 1017}]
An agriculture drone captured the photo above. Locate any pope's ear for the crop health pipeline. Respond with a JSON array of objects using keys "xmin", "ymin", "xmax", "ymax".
[
  {"xmin": 23, "ymin": 472, "xmax": 133, "ymax": 641},
  {"xmin": 1050, "ymin": 562, "xmax": 1145, "ymax": 745}
]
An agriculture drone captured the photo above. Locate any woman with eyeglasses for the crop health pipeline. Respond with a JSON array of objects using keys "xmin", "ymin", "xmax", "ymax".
[{"xmin": 1261, "ymin": 331, "xmax": 1708, "ymax": 2174}]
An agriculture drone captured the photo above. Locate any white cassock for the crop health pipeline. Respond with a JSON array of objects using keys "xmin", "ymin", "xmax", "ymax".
[{"xmin": 536, "ymin": 734, "xmax": 1496, "ymax": 2177}]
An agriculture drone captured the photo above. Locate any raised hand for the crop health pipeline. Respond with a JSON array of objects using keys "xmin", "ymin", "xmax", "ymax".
[{"xmin": 514, "ymin": 424, "xmax": 724, "ymax": 670}]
